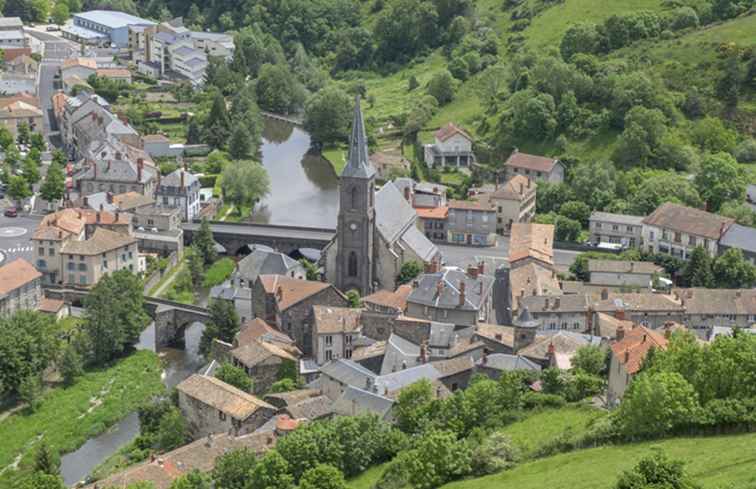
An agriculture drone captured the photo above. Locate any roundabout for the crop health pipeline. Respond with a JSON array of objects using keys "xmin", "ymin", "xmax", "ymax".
[{"xmin": 0, "ymin": 227, "xmax": 28, "ymax": 238}]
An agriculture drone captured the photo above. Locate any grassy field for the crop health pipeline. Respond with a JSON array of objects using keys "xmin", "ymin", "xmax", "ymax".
[
  {"xmin": 0, "ymin": 351, "xmax": 163, "ymax": 482},
  {"xmin": 500, "ymin": 406, "xmax": 605, "ymax": 458},
  {"xmin": 323, "ymin": 144, "xmax": 348, "ymax": 174},
  {"xmin": 202, "ymin": 257, "xmax": 236, "ymax": 288},
  {"xmin": 443, "ymin": 432, "xmax": 756, "ymax": 489}
]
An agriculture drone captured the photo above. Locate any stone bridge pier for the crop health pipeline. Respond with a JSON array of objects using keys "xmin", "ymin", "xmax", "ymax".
[{"xmin": 151, "ymin": 303, "xmax": 212, "ymax": 350}]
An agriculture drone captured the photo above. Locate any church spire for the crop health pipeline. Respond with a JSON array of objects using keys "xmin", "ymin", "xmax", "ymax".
[{"xmin": 341, "ymin": 95, "xmax": 376, "ymax": 179}]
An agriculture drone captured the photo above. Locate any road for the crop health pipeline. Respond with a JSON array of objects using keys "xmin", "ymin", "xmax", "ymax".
[
  {"xmin": 26, "ymin": 29, "xmax": 79, "ymax": 148},
  {"xmin": 438, "ymin": 238, "xmax": 581, "ymax": 272},
  {"xmin": 0, "ymin": 214, "xmax": 43, "ymax": 266}
]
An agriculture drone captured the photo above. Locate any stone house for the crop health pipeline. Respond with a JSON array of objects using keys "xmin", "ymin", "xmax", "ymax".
[
  {"xmin": 590, "ymin": 291, "xmax": 686, "ymax": 329},
  {"xmin": 332, "ymin": 385, "xmax": 395, "ymax": 421},
  {"xmin": 230, "ymin": 338, "xmax": 300, "ymax": 395},
  {"xmin": 431, "ymin": 356, "xmax": 476, "ymax": 392},
  {"xmin": 74, "ymin": 155, "xmax": 158, "ymax": 197},
  {"xmin": 446, "ymin": 199, "xmax": 497, "ymax": 246},
  {"xmin": 587, "ymin": 260, "xmax": 664, "ymax": 289},
  {"xmin": 508, "ymin": 223, "xmax": 561, "ymax": 313},
  {"xmin": 362, "ymin": 284, "xmax": 412, "ymax": 316},
  {"xmin": 674, "ymin": 288, "xmax": 756, "ymax": 330},
  {"xmin": 0, "ymin": 94, "xmax": 43, "ymax": 138},
  {"xmin": 470, "ymin": 175, "xmax": 536, "ymax": 235},
  {"xmin": 588, "ymin": 211, "xmax": 645, "ymax": 248},
  {"xmin": 405, "ymin": 266, "xmax": 496, "ymax": 327},
  {"xmin": 416, "ymin": 206, "xmax": 448, "ymax": 243},
  {"xmin": 423, "ymin": 123, "xmax": 475, "ymax": 168},
  {"xmin": 176, "ymin": 374, "xmax": 276, "ymax": 438},
  {"xmin": 394, "ymin": 178, "xmax": 448, "ymax": 209},
  {"xmin": 520, "ymin": 295, "xmax": 593, "ymax": 332},
  {"xmin": 311, "ymin": 306, "xmax": 363, "ymax": 365},
  {"xmin": 370, "ymin": 150, "xmax": 411, "ymax": 179},
  {"xmin": 252, "ymin": 275, "xmax": 349, "ymax": 355},
  {"xmin": 607, "ymin": 326, "xmax": 668, "ymax": 405},
  {"xmin": 0, "ymin": 258, "xmax": 42, "ymax": 316},
  {"xmin": 642, "ymin": 202, "xmax": 733, "ymax": 259},
  {"xmin": 503, "ymin": 150, "xmax": 564, "ymax": 183},
  {"xmin": 155, "ymin": 168, "xmax": 202, "ymax": 222}
]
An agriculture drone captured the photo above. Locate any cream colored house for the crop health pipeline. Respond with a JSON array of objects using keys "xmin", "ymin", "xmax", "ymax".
[
  {"xmin": 0, "ymin": 95, "xmax": 43, "ymax": 137},
  {"xmin": 472, "ymin": 175, "xmax": 536, "ymax": 235}
]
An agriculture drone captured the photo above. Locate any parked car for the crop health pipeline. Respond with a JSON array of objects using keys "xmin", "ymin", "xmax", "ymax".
[
  {"xmin": 4, "ymin": 207, "xmax": 18, "ymax": 217},
  {"xmin": 46, "ymin": 26, "xmax": 59, "ymax": 32}
]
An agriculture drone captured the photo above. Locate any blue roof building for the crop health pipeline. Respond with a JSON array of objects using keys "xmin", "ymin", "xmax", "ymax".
[{"xmin": 70, "ymin": 10, "xmax": 154, "ymax": 47}]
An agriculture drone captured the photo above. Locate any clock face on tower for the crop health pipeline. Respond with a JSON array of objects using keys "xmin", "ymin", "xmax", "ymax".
[{"xmin": 349, "ymin": 222, "xmax": 358, "ymax": 231}]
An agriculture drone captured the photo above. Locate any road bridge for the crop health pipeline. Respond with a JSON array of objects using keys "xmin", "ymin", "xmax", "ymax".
[{"xmin": 182, "ymin": 221, "xmax": 335, "ymax": 256}]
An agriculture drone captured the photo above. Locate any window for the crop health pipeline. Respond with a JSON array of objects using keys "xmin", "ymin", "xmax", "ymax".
[
  {"xmin": 345, "ymin": 349, "xmax": 352, "ymax": 359},
  {"xmin": 38, "ymin": 248, "xmax": 44, "ymax": 256},
  {"xmin": 350, "ymin": 186, "xmax": 358, "ymax": 209},
  {"xmin": 347, "ymin": 252, "xmax": 358, "ymax": 277},
  {"xmin": 67, "ymin": 262, "xmax": 75, "ymax": 271},
  {"xmin": 49, "ymin": 248, "xmax": 55, "ymax": 256},
  {"xmin": 325, "ymin": 350, "xmax": 333, "ymax": 361},
  {"xmin": 103, "ymin": 259, "xmax": 108, "ymax": 269},
  {"xmin": 595, "ymin": 222, "xmax": 602, "ymax": 229},
  {"xmin": 689, "ymin": 236, "xmax": 696, "ymax": 246},
  {"xmin": 482, "ymin": 214, "xmax": 488, "ymax": 223},
  {"xmin": 37, "ymin": 259, "xmax": 46, "ymax": 268},
  {"xmin": 325, "ymin": 335, "xmax": 333, "ymax": 346},
  {"xmin": 80, "ymin": 275, "xmax": 86, "ymax": 284},
  {"xmin": 219, "ymin": 411, "xmax": 226, "ymax": 421},
  {"xmin": 78, "ymin": 263, "xmax": 86, "ymax": 271},
  {"xmin": 345, "ymin": 335, "xmax": 352, "ymax": 345},
  {"xmin": 626, "ymin": 225, "xmax": 633, "ymax": 232},
  {"xmin": 612, "ymin": 224, "xmax": 619, "ymax": 231},
  {"xmin": 674, "ymin": 232, "xmax": 681, "ymax": 243}
]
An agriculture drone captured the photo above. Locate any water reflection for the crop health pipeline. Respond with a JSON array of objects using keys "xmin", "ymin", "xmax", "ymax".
[{"xmin": 253, "ymin": 120, "xmax": 339, "ymax": 227}]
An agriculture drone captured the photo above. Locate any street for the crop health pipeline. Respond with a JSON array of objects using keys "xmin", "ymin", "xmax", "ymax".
[{"xmin": 0, "ymin": 213, "xmax": 43, "ymax": 266}]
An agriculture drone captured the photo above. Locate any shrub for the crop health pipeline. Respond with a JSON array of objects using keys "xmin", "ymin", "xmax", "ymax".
[
  {"xmin": 471, "ymin": 432, "xmax": 519, "ymax": 475},
  {"xmin": 521, "ymin": 391, "xmax": 566, "ymax": 410}
]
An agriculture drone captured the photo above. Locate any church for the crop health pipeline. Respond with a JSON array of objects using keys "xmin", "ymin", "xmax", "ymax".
[{"xmin": 323, "ymin": 98, "xmax": 441, "ymax": 295}]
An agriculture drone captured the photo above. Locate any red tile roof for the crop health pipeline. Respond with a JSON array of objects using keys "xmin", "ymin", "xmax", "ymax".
[
  {"xmin": 435, "ymin": 122, "xmax": 472, "ymax": 142},
  {"xmin": 415, "ymin": 207, "xmax": 448, "ymax": 219},
  {"xmin": 0, "ymin": 258, "xmax": 41, "ymax": 296},
  {"xmin": 504, "ymin": 150, "xmax": 559, "ymax": 173},
  {"xmin": 508, "ymin": 223, "xmax": 554, "ymax": 265},
  {"xmin": 259, "ymin": 275, "xmax": 336, "ymax": 311},
  {"xmin": 611, "ymin": 326, "xmax": 668, "ymax": 374}
]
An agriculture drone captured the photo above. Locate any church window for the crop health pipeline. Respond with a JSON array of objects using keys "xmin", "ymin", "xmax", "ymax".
[
  {"xmin": 351, "ymin": 187, "xmax": 358, "ymax": 209},
  {"xmin": 369, "ymin": 184, "xmax": 374, "ymax": 207},
  {"xmin": 348, "ymin": 252, "xmax": 358, "ymax": 277}
]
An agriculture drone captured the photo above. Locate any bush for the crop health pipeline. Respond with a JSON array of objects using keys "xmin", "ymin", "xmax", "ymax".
[
  {"xmin": 521, "ymin": 391, "xmax": 566, "ymax": 410},
  {"xmin": 734, "ymin": 139, "xmax": 756, "ymax": 163},
  {"xmin": 199, "ymin": 174, "xmax": 218, "ymax": 188},
  {"xmin": 471, "ymin": 432, "xmax": 519, "ymax": 475}
]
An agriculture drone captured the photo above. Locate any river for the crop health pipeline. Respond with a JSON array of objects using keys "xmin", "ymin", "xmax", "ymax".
[{"xmin": 59, "ymin": 118, "xmax": 334, "ymax": 486}]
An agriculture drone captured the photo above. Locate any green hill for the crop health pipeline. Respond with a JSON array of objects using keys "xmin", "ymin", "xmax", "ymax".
[{"xmin": 443, "ymin": 432, "xmax": 756, "ymax": 489}]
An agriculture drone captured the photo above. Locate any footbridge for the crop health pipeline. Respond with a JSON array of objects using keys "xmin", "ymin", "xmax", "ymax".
[{"xmin": 182, "ymin": 221, "xmax": 336, "ymax": 256}]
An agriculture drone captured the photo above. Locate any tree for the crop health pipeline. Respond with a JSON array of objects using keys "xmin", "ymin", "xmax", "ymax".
[
  {"xmin": 394, "ymin": 378, "xmax": 433, "ymax": 434},
  {"xmin": 681, "ymin": 246, "xmax": 714, "ymax": 288},
  {"xmin": 299, "ymin": 464, "xmax": 347, "ymax": 489},
  {"xmin": 155, "ymin": 407, "xmax": 189, "ymax": 451},
  {"xmin": 536, "ymin": 182, "xmax": 576, "ymax": 214},
  {"xmin": 471, "ymin": 432, "xmax": 519, "ymax": 475},
  {"xmin": 7, "ymin": 174, "xmax": 31, "ymax": 203},
  {"xmin": 616, "ymin": 371, "xmax": 700, "ymax": 438},
  {"xmin": 716, "ymin": 54, "xmax": 742, "ymax": 116},
  {"xmin": 571, "ymin": 345, "xmax": 606, "ymax": 377},
  {"xmin": 40, "ymin": 161, "xmax": 66, "ymax": 202},
  {"xmin": 560, "ymin": 22, "xmax": 602, "ymax": 60},
  {"xmin": 268, "ymin": 378, "xmax": 298, "ymax": 394},
  {"xmin": 0, "ymin": 311, "xmax": 59, "ymax": 396},
  {"xmin": 19, "ymin": 373, "xmax": 42, "ymax": 411},
  {"xmin": 221, "ymin": 161, "xmax": 271, "ymax": 215},
  {"xmin": 304, "ymin": 86, "xmax": 353, "ymax": 145},
  {"xmin": 346, "ymin": 290, "xmax": 361, "ymax": 308},
  {"xmin": 613, "ymin": 106, "xmax": 667, "ymax": 168},
  {"xmin": 17, "ymin": 121, "xmax": 30, "ymax": 145},
  {"xmin": 256, "ymin": 63, "xmax": 306, "ymax": 114},
  {"xmin": 194, "ymin": 218, "xmax": 217, "ymax": 265},
  {"xmin": 215, "ymin": 362, "xmax": 253, "ymax": 392},
  {"xmin": 570, "ymin": 160, "xmax": 616, "ymax": 210},
  {"xmin": 59, "ymin": 344, "xmax": 83, "ymax": 386},
  {"xmin": 694, "ymin": 152, "xmax": 745, "ymax": 212},
  {"xmin": 712, "ymin": 248, "xmax": 756, "ymax": 289},
  {"xmin": 206, "ymin": 149, "xmax": 230, "ymax": 174},
  {"xmin": 405, "ymin": 430, "xmax": 472, "ymax": 489},
  {"xmin": 34, "ymin": 442, "xmax": 61, "ymax": 476},
  {"xmin": 228, "ymin": 123, "xmax": 253, "ymax": 160},
  {"xmin": 249, "ymin": 450, "xmax": 294, "ymax": 489},
  {"xmin": 397, "ymin": 261, "xmax": 423, "ymax": 285},
  {"xmin": 199, "ymin": 299, "xmax": 240, "ymax": 356},
  {"xmin": 615, "ymin": 449, "xmax": 701, "ymax": 489},
  {"xmin": 203, "ymin": 90, "xmax": 231, "ymax": 149},
  {"xmin": 299, "ymin": 259, "xmax": 320, "ymax": 281},
  {"xmin": 51, "ymin": 1, "xmax": 69, "ymax": 24},
  {"xmin": 426, "ymin": 71, "xmax": 456, "ymax": 105},
  {"xmin": 212, "ymin": 448, "xmax": 258, "ymax": 489},
  {"xmin": 558, "ymin": 200, "xmax": 591, "ymax": 227},
  {"xmin": 169, "ymin": 470, "xmax": 211, "ymax": 489},
  {"xmin": 82, "ymin": 270, "xmax": 150, "ymax": 365},
  {"xmin": 0, "ymin": 126, "xmax": 13, "ymax": 149},
  {"xmin": 30, "ymin": 132, "xmax": 46, "ymax": 152},
  {"xmin": 691, "ymin": 117, "xmax": 737, "ymax": 154},
  {"xmin": 16, "ymin": 473, "xmax": 66, "ymax": 489},
  {"xmin": 188, "ymin": 246, "xmax": 205, "ymax": 288}
]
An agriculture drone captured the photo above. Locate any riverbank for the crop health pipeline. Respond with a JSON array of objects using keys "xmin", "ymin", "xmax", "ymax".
[{"xmin": 0, "ymin": 350, "xmax": 164, "ymax": 486}]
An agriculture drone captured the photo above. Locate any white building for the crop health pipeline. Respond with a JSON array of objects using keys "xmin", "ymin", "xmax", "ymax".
[
  {"xmin": 642, "ymin": 202, "xmax": 733, "ymax": 259},
  {"xmin": 424, "ymin": 122, "xmax": 475, "ymax": 168},
  {"xmin": 155, "ymin": 168, "xmax": 201, "ymax": 221}
]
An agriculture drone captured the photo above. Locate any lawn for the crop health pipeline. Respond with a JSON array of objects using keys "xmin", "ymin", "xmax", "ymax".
[
  {"xmin": 500, "ymin": 406, "xmax": 605, "ymax": 458},
  {"xmin": 443, "ymin": 432, "xmax": 756, "ymax": 489},
  {"xmin": 202, "ymin": 257, "xmax": 236, "ymax": 288},
  {"xmin": 323, "ymin": 145, "xmax": 348, "ymax": 175},
  {"xmin": 0, "ymin": 351, "xmax": 164, "ymax": 483}
]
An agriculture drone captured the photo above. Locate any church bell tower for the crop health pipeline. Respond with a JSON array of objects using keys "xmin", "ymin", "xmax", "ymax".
[{"xmin": 335, "ymin": 96, "xmax": 376, "ymax": 295}]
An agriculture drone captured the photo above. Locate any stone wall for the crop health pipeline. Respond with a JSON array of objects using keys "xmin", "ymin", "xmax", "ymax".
[{"xmin": 284, "ymin": 287, "xmax": 349, "ymax": 356}]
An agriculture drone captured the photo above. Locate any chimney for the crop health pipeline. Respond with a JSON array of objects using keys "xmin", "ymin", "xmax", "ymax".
[
  {"xmin": 276, "ymin": 286, "xmax": 283, "ymax": 302},
  {"xmin": 99, "ymin": 203, "xmax": 103, "ymax": 211},
  {"xmin": 616, "ymin": 324, "xmax": 625, "ymax": 341},
  {"xmin": 91, "ymin": 111, "xmax": 96, "ymax": 121},
  {"xmin": 137, "ymin": 158, "xmax": 144, "ymax": 182},
  {"xmin": 436, "ymin": 280, "xmax": 444, "ymax": 297},
  {"xmin": 115, "ymin": 210, "xmax": 120, "ymax": 222},
  {"xmin": 478, "ymin": 261, "xmax": 485, "ymax": 276},
  {"xmin": 401, "ymin": 360, "xmax": 407, "ymax": 370},
  {"xmin": 96, "ymin": 211, "xmax": 101, "ymax": 223},
  {"xmin": 459, "ymin": 280, "xmax": 466, "ymax": 307},
  {"xmin": 115, "ymin": 151, "xmax": 122, "ymax": 160},
  {"xmin": 180, "ymin": 170, "xmax": 185, "ymax": 188},
  {"xmin": 519, "ymin": 182, "xmax": 524, "ymax": 194},
  {"xmin": 107, "ymin": 160, "xmax": 111, "ymax": 171},
  {"xmin": 419, "ymin": 341, "xmax": 427, "ymax": 364},
  {"xmin": 624, "ymin": 350, "xmax": 630, "ymax": 363},
  {"xmin": 601, "ymin": 288, "xmax": 609, "ymax": 300},
  {"xmin": 403, "ymin": 187, "xmax": 410, "ymax": 202},
  {"xmin": 205, "ymin": 433, "xmax": 213, "ymax": 447},
  {"xmin": 481, "ymin": 350, "xmax": 488, "ymax": 365},
  {"xmin": 630, "ymin": 262, "xmax": 634, "ymax": 272},
  {"xmin": 614, "ymin": 309, "xmax": 626, "ymax": 320},
  {"xmin": 106, "ymin": 192, "xmax": 113, "ymax": 204},
  {"xmin": 83, "ymin": 196, "xmax": 88, "ymax": 208},
  {"xmin": 93, "ymin": 162, "xmax": 97, "ymax": 178},
  {"xmin": 642, "ymin": 334, "xmax": 647, "ymax": 343},
  {"xmin": 547, "ymin": 342, "xmax": 555, "ymax": 358}
]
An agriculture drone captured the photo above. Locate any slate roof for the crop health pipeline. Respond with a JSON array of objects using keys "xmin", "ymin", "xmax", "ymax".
[
  {"xmin": 589, "ymin": 211, "xmax": 645, "ymax": 226},
  {"xmin": 237, "ymin": 246, "xmax": 300, "ymax": 284},
  {"xmin": 320, "ymin": 358, "xmax": 376, "ymax": 387},
  {"xmin": 431, "ymin": 356, "xmax": 475, "ymax": 377},
  {"xmin": 380, "ymin": 333, "xmax": 421, "ymax": 375},
  {"xmin": 0, "ymin": 258, "xmax": 41, "ymax": 296},
  {"xmin": 407, "ymin": 268, "xmax": 495, "ymax": 312},
  {"xmin": 264, "ymin": 389, "xmax": 321, "ymax": 407},
  {"xmin": 341, "ymin": 97, "xmax": 376, "ymax": 179},
  {"xmin": 375, "ymin": 363, "xmax": 441, "ymax": 394},
  {"xmin": 75, "ymin": 10, "xmax": 155, "ymax": 28},
  {"xmin": 333, "ymin": 385, "xmax": 394, "ymax": 418},
  {"xmin": 61, "ymin": 228, "xmax": 136, "ymax": 256},
  {"xmin": 519, "ymin": 331, "xmax": 602, "ymax": 362},
  {"xmin": 478, "ymin": 353, "xmax": 541, "ymax": 372},
  {"xmin": 588, "ymin": 260, "xmax": 663, "ymax": 275},
  {"xmin": 312, "ymin": 306, "xmax": 362, "ymax": 335},
  {"xmin": 375, "ymin": 182, "xmax": 421, "ymax": 244},
  {"xmin": 510, "ymin": 262, "xmax": 561, "ymax": 306},
  {"xmin": 176, "ymin": 375, "xmax": 274, "ymax": 420},
  {"xmin": 592, "ymin": 293, "xmax": 684, "ymax": 313},
  {"xmin": 76, "ymin": 158, "xmax": 156, "ymax": 184},
  {"xmin": 399, "ymin": 224, "xmax": 439, "ymax": 262},
  {"xmin": 474, "ymin": 323, "xmax": 515, "ymax": 348},
  {"xmin": 642, "ymin": 202, "xmax": 733, "ymax": 240},
  {"xmin": 284, "ymin": 395, "xmax": 333, "ymax": 420},
  {"xmin": 113, "ymin": 191, "xmax": 154, "ymax": 210},
  {"xmin": 231, "ymin": 339, "xmax": 298, "ymax": 368},
  {"xmin": 504, "ymin": 150, "xmax": 559, "ymax": 173},
  {"xmin": 720, "ymin": 224, "xmax": 756, "ymax": 254},
  {"xmin": 594, "ymin": 312, "xmax": 636, "ymax": 339},
  {"xmin": 675, "ymin": 288, "xmax": 756, "ymax": 316},
  {"xmin": 521, "ymin": 294, "xmax": 591, "ymax": 314},
  {"xmin": 611, "ymin": 326, "xmax": 667, "ymax": 374}
]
